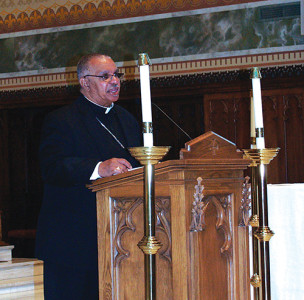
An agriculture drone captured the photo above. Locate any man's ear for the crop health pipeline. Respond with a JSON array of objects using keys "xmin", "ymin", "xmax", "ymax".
[{"xmin": 80, "ymin": 78, "xmax": 89, "ymax": 89}]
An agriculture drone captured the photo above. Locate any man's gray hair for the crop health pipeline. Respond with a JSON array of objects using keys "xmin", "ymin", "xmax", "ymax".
[{"xmin": 77, "ymin": 54, "xmax": 111, "ymax": 79}]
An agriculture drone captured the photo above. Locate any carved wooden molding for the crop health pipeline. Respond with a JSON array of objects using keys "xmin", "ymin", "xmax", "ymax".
[
  {"xmin": 238, "ymin": 176, "xmax": 251, "ymax": 227},
  {"xmin": 112, "ymin": 197, "xmax": 141, "ymax": 267},
  {"xmin": 213, "ymin": 195, "xmax": 233, "ymax": 255},
  {"xmin": 190, "ymin": 177, "xmax": 233, "ymax": 255},
  {"xmin": 190, "ymin": 177, "xmax": 205, "ymax": 232},
  {"xmin": 112, "ymin": 196, "xmax": 171, "ymax": 268},
  {"xmin": 155, "ymin": 197, "xmax": 172, "ymax": 263}
]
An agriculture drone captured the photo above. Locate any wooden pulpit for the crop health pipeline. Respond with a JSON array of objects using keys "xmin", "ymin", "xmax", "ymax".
[{"xmin": 88, "ymin": 131, "xmax": 251, "ymax": 300}]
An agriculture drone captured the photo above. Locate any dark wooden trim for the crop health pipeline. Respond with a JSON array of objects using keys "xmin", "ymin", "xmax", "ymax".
[{"xmin": 1, "ymin": 65, "xmax": 303, "ymax": 109}]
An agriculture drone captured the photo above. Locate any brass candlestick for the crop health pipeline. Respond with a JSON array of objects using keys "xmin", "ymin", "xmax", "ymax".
[
  {"xmin": 249, "ymin": 163, "xmax": 261, "ymax": 300},
  {"xmin": 129, "ymin": 146, "xmax": 170, "ymax": 300},
  {"xmin": 243, "ymin": 148, "xmax": 279, "ymax": 300}
]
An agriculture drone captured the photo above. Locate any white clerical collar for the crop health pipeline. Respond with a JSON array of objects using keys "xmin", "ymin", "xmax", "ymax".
[{"xmin": 84, "ymin": 96, "xmax": 114, "ymax": 114}]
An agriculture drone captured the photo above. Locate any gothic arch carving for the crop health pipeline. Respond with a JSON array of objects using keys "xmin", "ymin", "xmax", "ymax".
[{"xmin": 112, "ymin": 196, "xmax": 171, "ymax": 267}]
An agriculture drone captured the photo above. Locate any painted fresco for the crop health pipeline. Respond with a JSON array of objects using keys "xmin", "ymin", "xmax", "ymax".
[
  {"xmin": 0, "ymin": 5, "xmax": 303, "ymax": 74},
  {"xmin": 0, "ymin": 0, "xmax": 256, "ymax": 34}
]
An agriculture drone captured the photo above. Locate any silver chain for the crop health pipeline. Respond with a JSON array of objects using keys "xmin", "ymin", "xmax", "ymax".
[{"xmin": 96, "ymin": 117, "xmax": 125, "ymax": 149}]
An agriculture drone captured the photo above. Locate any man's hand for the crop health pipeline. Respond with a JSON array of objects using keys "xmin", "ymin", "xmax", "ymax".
[{"xmin": 98, "ymin": 158, "xmax": 132, "ymax": 177}]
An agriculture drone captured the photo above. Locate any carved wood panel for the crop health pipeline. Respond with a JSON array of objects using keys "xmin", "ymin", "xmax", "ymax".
[
  {"xmin": 188, "ymin": 176, "xmax": 236, "ymax": 300},
  {"xmin": 111, "ymin": 196, "xmax": 172, "ymax": 300},
  {"xmin": 190, "ymin": 194, "xmax": 234, "ymax": 300}
]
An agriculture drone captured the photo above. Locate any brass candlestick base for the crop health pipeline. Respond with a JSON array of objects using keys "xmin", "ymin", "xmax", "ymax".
[
  {"xmin": 243, "ymin": 147, "xmax": 279, "ymax": 300},
  {"xmin": 129, "ymin": 146, "xmax": 170, "ymax": 165},
  {"xmin": 243, "ymin": 148, "xmax": 279, "ymax": 165},
  {"xmin": 129, "ymin": 146, "xmax": 170, "ymax": 300}
]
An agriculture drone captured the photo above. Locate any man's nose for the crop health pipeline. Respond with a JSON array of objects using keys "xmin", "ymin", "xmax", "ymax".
[{"xmin": 110, "ymin": 74, "xmax": 119, "ymax": 83}]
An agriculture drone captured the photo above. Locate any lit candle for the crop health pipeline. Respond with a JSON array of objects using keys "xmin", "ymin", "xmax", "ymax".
[
  {"xmin": 138, "ymin": 53, "xmax": 153, "ymax": 147},
  {"xmin": 251, "ymin": 67, "xmax": 265, "ymax": 149}
]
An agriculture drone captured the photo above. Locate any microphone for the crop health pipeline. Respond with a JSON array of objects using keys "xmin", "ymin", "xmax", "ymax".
[{"xmin": 152, "ymin": 103, "xmax": 193, "ymax": 141}]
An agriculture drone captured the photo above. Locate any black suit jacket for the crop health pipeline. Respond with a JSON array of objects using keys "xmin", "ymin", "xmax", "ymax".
[{"xmin": 35, "ymin": 95, "xmax": 141, "ymax": 270}]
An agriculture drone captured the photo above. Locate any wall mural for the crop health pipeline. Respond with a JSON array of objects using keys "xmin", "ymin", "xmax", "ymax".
[
  {"xmin": 0, "ymin": 0, "xmax": 260, "ymax": 34},
  {"xmin": 0, "ymin": 0, "xmax": 303, "ymax": 91}
]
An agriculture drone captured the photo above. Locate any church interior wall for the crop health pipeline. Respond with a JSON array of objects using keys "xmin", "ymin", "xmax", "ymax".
[{"xmin": 0, "ymin": 0, "xmax": 303, "ymax": 258}]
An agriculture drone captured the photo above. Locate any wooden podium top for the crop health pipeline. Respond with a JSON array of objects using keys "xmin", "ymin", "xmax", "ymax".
[
  {"xmin": 179, "ymin": 131, "xmax": 243, "ymax": 159},
  {"xmin": 88, "ymin": 131, "xmax": 250, "ymax": 192}
]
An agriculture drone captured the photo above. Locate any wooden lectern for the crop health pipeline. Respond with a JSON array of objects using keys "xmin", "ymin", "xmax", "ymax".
[{"xmin": 88, "ymin": 132, "xmax": 251, "ymax": 300}]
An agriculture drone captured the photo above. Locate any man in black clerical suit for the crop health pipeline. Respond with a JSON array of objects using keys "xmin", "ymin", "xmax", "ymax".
[{"xmin": 35, "ymin": 54, "xmax": 141, "ymax": 299}]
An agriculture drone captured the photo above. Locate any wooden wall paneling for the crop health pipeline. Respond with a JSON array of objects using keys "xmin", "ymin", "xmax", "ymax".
[
  {"xmin": 234, "ymin": 97, "xmax": 251, "ymax": 150},
  {"xmin": 203, "ymin": 92, "xmax": 251, "ymax": 148},
  {"xmin": 153, "ymin": 102, "xmax": 177, "ymax": 148},
  {"xmin": 262, "ymin": 93, "xmax": 286, "ymax": 183},
  {"xmin": 22, "ymin": 108, "xmax": 46, "ymax": 226},
  {"xmin": 0, "ymin": 110, "xmax": 10, "ymax": 239},
  {"xmin": 261, "ymin": 88, "xmax": 304, "ymax": 183},
  {"xmin": 176, "ymin": 97, "xmax": 204, "ymax": 142},
  {"xmin": 203, "ymin": 84, "xmax": 304, "ymax": 184},
  {"xmin": 283, "ymin": 93, "xmax": 304, "ymax": 183},
  {"xmin": 152, "ymin": 96, "xmax": 204, "ymax": 160},
  {"xmin": 204, "ymin": 96, "xmax": 231, "ymax": 140},
  {"xmin": 7, "ymin": 110, "xmax": 28, "ymax": 230},
  {"xmin": 118, "ymin": 98, "xmax": 142, "ymax": 125},
  {"xmin": 5, "ymin": 106, "xmax": 57, "ymax": 256}
]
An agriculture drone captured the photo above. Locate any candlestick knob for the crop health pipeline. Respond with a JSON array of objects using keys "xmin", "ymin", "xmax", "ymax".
[{"xmin": 138, "ymin": 53, "xmax": 152, "ymax": 66}]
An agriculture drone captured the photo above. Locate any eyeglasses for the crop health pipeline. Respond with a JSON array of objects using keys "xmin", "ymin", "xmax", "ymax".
[{"xmin": 83, "ymin": 72, "xmax": 124, "ymax": 82}]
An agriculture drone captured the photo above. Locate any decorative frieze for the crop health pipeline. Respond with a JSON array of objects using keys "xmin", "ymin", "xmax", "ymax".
[
  {"xmin": 1, "ymin": 61, "xmax": 303, "ymax": 94},
  {"xmin": 0, "ymin": 0, "xmax": 261, "ymax": 34}
]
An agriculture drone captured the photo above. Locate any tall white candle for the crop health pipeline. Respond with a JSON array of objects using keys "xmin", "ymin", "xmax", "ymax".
[
  {"xmin": 138, "ymin": 53, "xmax": 153, "ymax": 147},
  {"xmin": 251, "ymin": 67, "xmax": 265, "ymax": 149},
  {"xmin": 250, "ymin": 96, "xmax": 257, "ymax": 149}
]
